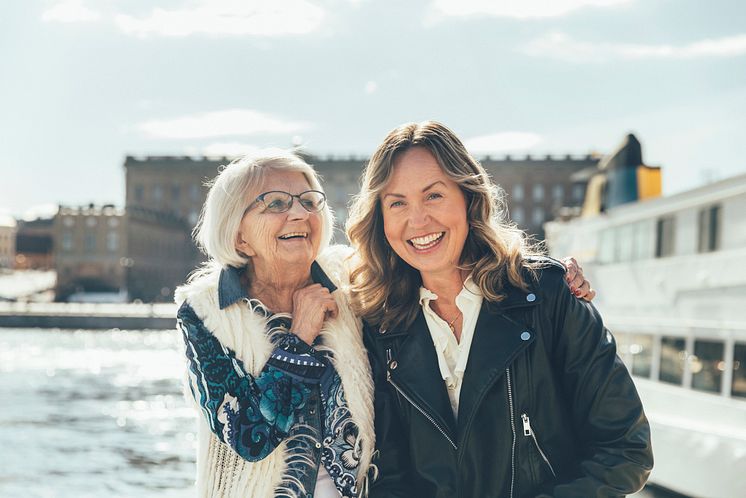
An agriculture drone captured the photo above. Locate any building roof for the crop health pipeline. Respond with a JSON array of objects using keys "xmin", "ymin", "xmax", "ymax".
[{"xmin": 0, "ymin": 214, "xmax": 17, "ymax": 228}]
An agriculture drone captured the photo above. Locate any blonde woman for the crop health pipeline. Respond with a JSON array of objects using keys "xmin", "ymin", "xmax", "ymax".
[{"xmin": 347, "ymin": 121, "xmax": 653, "ymax": 497}]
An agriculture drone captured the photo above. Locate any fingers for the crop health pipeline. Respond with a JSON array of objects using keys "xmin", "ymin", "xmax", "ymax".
[
  {"xmin": 563, "ymin": 257, "xmax": 584, "ymax": 291},
  {"xmin": 291, "ymin": 284, "xmax": 337, "ymax": 343}
]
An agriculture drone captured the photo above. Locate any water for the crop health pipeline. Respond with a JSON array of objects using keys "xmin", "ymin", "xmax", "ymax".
[
  {"xmin": 0, "ymin": 328, "xmax": 682, "ymax": 498},
  {"xmin": 0, "ymin": 328, "xmax": 196, "ymax": 498}
]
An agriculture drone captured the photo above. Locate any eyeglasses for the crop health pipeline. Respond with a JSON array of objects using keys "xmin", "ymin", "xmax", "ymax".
[{"xmin": 247, "ymin": 190, "xmax": 327, "ymax": 214}]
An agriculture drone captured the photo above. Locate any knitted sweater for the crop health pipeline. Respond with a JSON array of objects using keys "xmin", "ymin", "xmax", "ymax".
[{"xmin": 175, "ymin": 246, "xmax": 375, "ymax": 498}]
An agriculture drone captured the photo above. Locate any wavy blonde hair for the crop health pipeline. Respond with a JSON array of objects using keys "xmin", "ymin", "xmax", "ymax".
[{"xmin": 346, "ymin": 121, "xmax": 543, "ymax": 331}]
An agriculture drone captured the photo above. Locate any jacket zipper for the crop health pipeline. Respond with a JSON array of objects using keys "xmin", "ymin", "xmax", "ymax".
[
  {"xmin": 506, "ymin": 368, "xmax": 516, "ymax": 498},
  {"xmin": 386, "ymin": 349, "xmax": 457, "ymax": 450},
  {"xmin": 386, "ymin": 371, "xmax": 457, "ymax": 449},
  {"xmin": 521, "ymin": 413, "xmax": 557, "ymax": 478}
]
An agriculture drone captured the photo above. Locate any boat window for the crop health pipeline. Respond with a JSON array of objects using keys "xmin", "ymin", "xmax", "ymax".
[
  {"xmin": 691, "ymin": 340, "xmax": 724, "ymax": 394},
  {"xmin": 697, "ymin": 205, "xmax": 721, "ymax": 253},
  {"xmin": 733, "ymin": 343, "xmax": 746, "ymax": 398},
  {"xmin": 628, "ymin": 334, "xmax": 653, "ymax": 378},
  {"xmin": 618, "ymin": 224, "xmax": 635, "ymax": 262},
  {"xmin": 599, "ymin": 229, "xmax": 615, "ymax": 264},
  {"xmin": 655, "ymin": 216, "xmax": 675, "ymax": 258},
  {"xmin": 659, "ymin": 336, "xmax": 686, "ymax": 385},
  {"xmin": 634, "ymin": 220, "xmax": 654, "ymax": 260}
]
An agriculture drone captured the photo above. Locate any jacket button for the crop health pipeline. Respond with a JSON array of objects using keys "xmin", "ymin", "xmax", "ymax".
[
  {"xmin": 520, "ymin": 331, "xmax": 531, "ymax": 341},
  {"xmin": 526, "ymin": 293, "xmax": 536, "ymax": 302},
  {"xmin": 389, "ymin": 360, "xmax": 398, "ymax": 370},
  {"xmin": 315, "ymin": 442, "xmax": 322, "ymax": 449}
]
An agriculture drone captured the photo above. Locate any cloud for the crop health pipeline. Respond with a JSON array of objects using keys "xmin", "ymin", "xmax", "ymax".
[
  {"xmin": 431, "ymin": 0, "xmax": 631, "ymax": 20},
  {"xmin": 42, "ymin": 0, "xmax": 101, "ymax": 23},
  {"xmin": 114, "ymin": 0, "xmax": 326, "ymax": 38},
  {"xmin": 524, "ymin": 32, "xmax": 746, "ymax": 62},
  {"xmin": 137, "ymin": 109, "xmax": 312, "ymax": 140},
  {"xmin": 464, "ymin": 132, "xmax": 543, "ymax": 153},
  {"xmin": 364, "ymin": 81, "xmax": 378, "ymax": 94}
]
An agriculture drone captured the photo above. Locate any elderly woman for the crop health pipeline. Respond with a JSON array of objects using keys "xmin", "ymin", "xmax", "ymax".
[
  {"xmin": 175, "ymin": 150, "xmax": 375, "ymax": 498},
  {"xmin": 347, "ymin": 121, "xmax": 653, "ymax": 497}
]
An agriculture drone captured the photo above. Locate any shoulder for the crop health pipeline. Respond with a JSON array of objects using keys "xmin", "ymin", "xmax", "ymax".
[
  {"xmin": 174, "ymin": 269, "xmax": 220, "ymax": 306},
  {"xmin": 519, "ymin": 255, "xmax": 566, "ymax": 290},
  {"xmin": 317, "ymin": 244, "xmax": 356, "ymax": 287},
  {"xmin": 523, "ymin": 255, "xmax": 566, "ymax": 273}
]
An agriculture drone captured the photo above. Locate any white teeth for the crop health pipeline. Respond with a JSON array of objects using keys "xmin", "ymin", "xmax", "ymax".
[
  {"xmin": 409, "ymin": 232, "xmax": 444, "ymax": 249},
  {"xmin": 279, "ymin": 232, "xmax": 308, "ymax": 239}
]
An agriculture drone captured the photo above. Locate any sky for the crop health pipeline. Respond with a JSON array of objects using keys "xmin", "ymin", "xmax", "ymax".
[{"xmin": 2, "ymin": 0, "xmax": 745, "ymax": 219}]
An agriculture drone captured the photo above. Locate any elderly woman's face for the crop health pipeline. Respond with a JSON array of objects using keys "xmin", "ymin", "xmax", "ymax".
[
  {"xmin": 380, "ymin": 147, "xmax": 469, "ymax": 280},
  {"xmin": 235, "ymin": 170, "xmax": 323, "ymax": 272}
]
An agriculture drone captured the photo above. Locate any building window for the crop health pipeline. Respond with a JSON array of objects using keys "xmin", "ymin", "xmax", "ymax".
[
  {"xmin": 532, "ymin": 184, "xmax": 544, "ymax": 202},
  {"xmin": 572, "ymin": 184, "xmax": 585, "ymax": 202},
  {"xmin": 532, "ymin": 207, "xmax": 545, "ymax": 226},
  {"xmin": 552, "ymin": 185, "xmax": 564, "ymax": 203},
  {"xmin": 512, "ymin": 184, "xmax": 524, "ymax": 201},
  {"xmin": 659, "ymin": 336, "xmax": 686, "ymax": 385},
  {"xmin": 108, "ymin": 217, "xmax": 119, "ymax": 228},
  {"xmin": 512, "ymin": 206, "xmax": 524, "ymax": 225},
  {"xmin": 171, "ymin": 184, "xmax": 181, "ymax": 201},
  {"xmin": 190, "ymin": 184, "xmax": 201, "ymax": 201},
  {"xmin": 134, "ymin": 185, "xmax": 144, "ymax": 202},
  {"xmin": 62, "ymin": 232, "xmax": 73, "ymax": 251},
  {"xmin": 153, "ymin": 185, "xmax": 164, "ymax": 203},
  {"xmin": 86, "ymin": 217, "xmax": 97, "ymax": 227},
  {"xmin": 697, "ymin": 205, "xmax": 721, "ymax": 253},
  {"xmin": 63, "ymin": 217, "xmax": 75, "ymax": 227},
  {"xmin": 655, "ymin": 216, "xmax": 675, "ymax": 258},
  {"xmin": 85, "ymin": 233, "xmax": 96, "ymax": 252},
  {"xmin": 691, "ymin": 340, "xmax": 724, "ymax": 394},
  {"xmin": 188, "ymin": 210, "xmax": 199, "ymax": 226},
  {"xmin": 107, "ymin": 232, "xmax": 119, "ymax": 252},
  {"xmin": 732, "ymin": 343, "xmax": 746, "ymax": 398}
]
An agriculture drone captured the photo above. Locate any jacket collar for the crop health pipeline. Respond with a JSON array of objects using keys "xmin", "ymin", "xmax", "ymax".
[
  {"xmin": 218, "ymin": 261, "xmax": 337, "ymax": 310},
  {"xmin": 380, "ymin": 280, "xmax": 542, "ymax": 444}
]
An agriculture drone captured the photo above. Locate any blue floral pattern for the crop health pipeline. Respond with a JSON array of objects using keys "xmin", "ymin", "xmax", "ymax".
[
  {"xmin": 178, "ymin": 300, "xmax": 363, "ymax": 497},
  {"xmin": 178, "ymin": 302, "xmax": 310, "ymax": 461}
]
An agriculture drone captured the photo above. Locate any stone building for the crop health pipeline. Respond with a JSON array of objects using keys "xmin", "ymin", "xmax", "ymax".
[
  {"xmin": 480, "ymin": 154, "xmax": 600, "ymax": 239},
  {"xmin": 0, "ymin": 215, "xmax": 17, "ymax": 269},
  {"xmin": 125, "ymin": 206, "xmax": 193, "ymax": 302},
  {"xmin": 122, "ymin": 151, "xmax": 601, "ymax": 300},
  {"xmin": 14, "ymin": 216, "xmax": 54, "ymax": 270},
  {"xmin": 54, "ymin": 204, "xmax": 127, "ymax": 301}
]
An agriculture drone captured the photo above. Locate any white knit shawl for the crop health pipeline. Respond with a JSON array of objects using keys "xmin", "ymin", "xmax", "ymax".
[{"xmin": 175, "ymin": 245, "xmax": 375, "ymax": 498}]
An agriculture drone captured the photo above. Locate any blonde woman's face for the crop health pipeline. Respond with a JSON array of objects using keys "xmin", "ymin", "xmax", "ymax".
[
  {"xmin": 380, "ymin": 147, "xmax": 469, "ymax": 280},
  {"xmin": 235, "ymin": 170, "xmax": 323, "ymax": 273}
]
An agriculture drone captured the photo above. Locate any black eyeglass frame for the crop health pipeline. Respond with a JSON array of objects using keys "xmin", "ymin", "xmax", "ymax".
[{"xmin": 245, "ymin": 190, "xmax": 327, "ymax": 215}]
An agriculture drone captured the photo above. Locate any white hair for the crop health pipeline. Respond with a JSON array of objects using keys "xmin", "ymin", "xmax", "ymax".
[{"xmin": 193, "ymin": 149, "xmax": 334, "ymax": 269}]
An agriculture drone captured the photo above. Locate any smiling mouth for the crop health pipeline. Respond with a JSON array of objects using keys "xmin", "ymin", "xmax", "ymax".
[
  {"xmin": 278, "ymin": 232, "xmax": 308, "ymax": 240},
  {"xmin": 408, "ymin": 232, "xmax": 444, "ymax": 250}
]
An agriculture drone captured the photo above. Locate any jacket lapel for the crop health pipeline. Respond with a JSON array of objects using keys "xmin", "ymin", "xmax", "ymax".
[
  {"xmin": 386, "ymin": 310, "xmax": 458, "ymax": 443},
  {"xmin": 456, "ymin": 298, "xmax": 537, "ymax": 439}
]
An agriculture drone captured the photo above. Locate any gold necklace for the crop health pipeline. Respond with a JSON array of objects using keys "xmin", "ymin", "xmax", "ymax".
[{"xmin": 446, "ymin": 311, "xmax": 462, "ymax": 333}]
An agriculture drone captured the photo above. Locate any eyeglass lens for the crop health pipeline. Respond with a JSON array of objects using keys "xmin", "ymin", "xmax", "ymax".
[{"xmin": 261, "ymin": 191, "xmax": 325, "ymax": 212}]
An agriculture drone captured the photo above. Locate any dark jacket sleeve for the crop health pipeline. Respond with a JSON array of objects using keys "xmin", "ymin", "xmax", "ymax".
[
  {"xmin": 363, "ymin": 323, "xmax": 416, "ymax": 498},
  {"xmin": 177, "ymin": 302, "xmax": 323, "ymax": 462},
  {"xmin": 539, "ymin": 270, "xmax": 653, "ymax": 498}
]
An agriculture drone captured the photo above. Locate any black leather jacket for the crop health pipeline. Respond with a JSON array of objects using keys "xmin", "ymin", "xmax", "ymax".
[{"xmin": 364, "ymin": 261, "xmax": 653, "ymax": 498}]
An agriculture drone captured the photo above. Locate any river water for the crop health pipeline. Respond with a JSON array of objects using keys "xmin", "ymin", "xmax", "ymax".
[{"xmin": 0, "ymin": 328, "xmax": 683, "ymax": 498}]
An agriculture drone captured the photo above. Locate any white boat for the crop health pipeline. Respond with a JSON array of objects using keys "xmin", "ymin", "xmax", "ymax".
[{"xmin": 544, "ymin": 172, "xmax": 746, "ymax": 498}]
